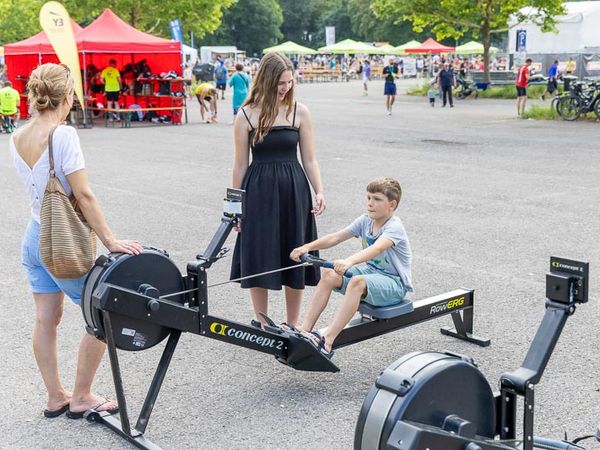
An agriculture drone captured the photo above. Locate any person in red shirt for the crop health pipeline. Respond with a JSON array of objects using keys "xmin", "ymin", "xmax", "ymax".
[{"xmin": 515, "ymin": 58, "xmax": 532, "ymax": 116}]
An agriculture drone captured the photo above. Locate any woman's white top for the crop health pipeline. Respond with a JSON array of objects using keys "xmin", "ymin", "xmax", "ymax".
[{"xmin": 10, "ymin": 124, "xmax": 85, "ymax": 224}]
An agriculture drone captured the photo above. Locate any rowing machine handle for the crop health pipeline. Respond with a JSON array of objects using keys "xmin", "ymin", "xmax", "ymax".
[
  {"xmin": 300, "ymin": 253, "xmax": 334, "ymax": 269},
  {"xmin": 300, "ymin": 254, "xmax": 351, "ymax": 277}
]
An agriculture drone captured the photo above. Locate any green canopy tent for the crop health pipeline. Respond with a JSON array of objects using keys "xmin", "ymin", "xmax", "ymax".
[
  {"xmin": 373, "ymin": 43, "xmax": 396, "ymax": 55},
  {"xmin": 455, "ymin": 41, "xmax": 498, "ymax": 55},
  {"xmin": 263, "ymin": 40, "xmax": 317, "ymax": 54},
  {"xmin": 393, "ymin": 40, "xmax": 421, "ymax": 55},
  {"xmin": 318, "ymin": 39, "xmax": 378, "ymax": 54}
]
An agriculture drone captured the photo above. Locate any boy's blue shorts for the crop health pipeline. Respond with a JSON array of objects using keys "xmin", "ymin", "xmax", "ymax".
[
  {"xmin": 21, "ymin": 220, "xmax": 86, "ymax": 305},
  {"xmin": 333, "ymin": 265, "xmax": 406, "ymax": 307}
]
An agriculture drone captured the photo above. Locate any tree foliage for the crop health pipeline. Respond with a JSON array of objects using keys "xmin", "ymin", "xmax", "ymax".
[
  {"xmin": 0, "ymin": 0, "xmax": 236, "ymax": 45},
  {"xmin": 202, "ymin": 0, "xmax": 283, "ymax": 56},
  {"xmin": 372, "ymin": 0, "xmax": 566, "ymax": 81}
]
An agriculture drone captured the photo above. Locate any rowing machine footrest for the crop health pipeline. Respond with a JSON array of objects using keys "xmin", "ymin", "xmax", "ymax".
[{"xmin": 358, "ymin": 299, "xmax": 414, "ymax": 319}]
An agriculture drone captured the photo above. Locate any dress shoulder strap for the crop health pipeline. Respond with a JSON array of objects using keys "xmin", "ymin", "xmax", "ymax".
[
  {"xmin": 292, "ymin": 101, "xmax": 297, "ymax": 127},
  {"xmin": 240, "ymin": 107, "xmax": 254, "ymax": 130}
]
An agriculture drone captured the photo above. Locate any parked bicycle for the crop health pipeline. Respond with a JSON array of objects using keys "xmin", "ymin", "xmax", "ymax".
[{"xmin": 556, "ymin": 80, "xmax": 600, "ymax": 121}]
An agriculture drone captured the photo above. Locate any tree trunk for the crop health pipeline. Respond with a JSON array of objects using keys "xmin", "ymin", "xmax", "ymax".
[
  {"xmin": 482, "ymin": 18, "xmax": 491, "ymax": 84},
  {"xmin": 130, "ymin": 8, "xmax": 136, "ymax": 27}
]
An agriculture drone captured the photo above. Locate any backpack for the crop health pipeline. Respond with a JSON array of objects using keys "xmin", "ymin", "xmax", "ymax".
[{"xmin": 215, "ymin": 65, "xmax": 225, "ymax": 80}]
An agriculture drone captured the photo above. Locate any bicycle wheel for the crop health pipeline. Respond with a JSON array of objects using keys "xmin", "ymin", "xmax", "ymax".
[{"xmin": 557, "ymin": 95, "xmax": 581, "ymax": 121}]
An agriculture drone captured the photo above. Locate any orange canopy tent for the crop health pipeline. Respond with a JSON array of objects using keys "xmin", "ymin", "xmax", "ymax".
[{"xmin": 404, "ymin": 38, "xmax": 455, "ymax": 54}]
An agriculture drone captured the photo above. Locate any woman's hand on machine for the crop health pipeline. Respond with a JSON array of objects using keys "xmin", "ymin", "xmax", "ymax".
[
  {"xmin": 106, "ymin": 239, "xmax": 143, "ymax": 255},
  {"xmin": 333, "ymin": 259, "xmax": 353, "ymax": 276},
  {"xmin": 312, "ymin": 192, "xmax": 326, "ymax": 216},
  {"xmin": 290, "ymin": 246, "xmax": 310, "ymax": 262}
]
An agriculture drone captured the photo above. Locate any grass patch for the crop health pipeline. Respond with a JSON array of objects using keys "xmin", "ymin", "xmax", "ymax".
[
  {"xmin": 407, "ymin": 82, "xmax": 561, "ymax": 100},
  {"xmin": 521, "ymin": 104, "xmax": 559, "ymax": 120},
  {"xmin": 406, "ymin": 81, "xmax": 431, "ymax": 96}
]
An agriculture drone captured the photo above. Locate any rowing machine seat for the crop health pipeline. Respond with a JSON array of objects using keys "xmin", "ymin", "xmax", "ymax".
[{"xmin": 358, "ymin": 299, "xmax": 414, "ymax": 320}]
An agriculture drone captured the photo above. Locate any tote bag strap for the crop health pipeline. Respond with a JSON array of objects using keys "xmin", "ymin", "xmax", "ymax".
[{"xmin": 47, "ymin": 125, "xmax": 59, "ymax": 177}]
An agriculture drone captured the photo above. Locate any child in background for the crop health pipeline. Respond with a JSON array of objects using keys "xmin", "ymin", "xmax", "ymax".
[{"xmin": 427, "ymin": 84, "xmax": 438, "ymax": 107}]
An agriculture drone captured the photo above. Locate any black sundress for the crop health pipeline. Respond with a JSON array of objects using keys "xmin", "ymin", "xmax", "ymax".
[{"xmin": 230, "ymin": 103, "xmax": 320, "ymax": 289}]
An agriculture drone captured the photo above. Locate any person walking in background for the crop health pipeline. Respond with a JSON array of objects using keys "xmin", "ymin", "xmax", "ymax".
[
  {"xmin": 101, "ymin": 59, "xmax": 121, "ymax": 120},
  {"xmin": 9, "ymin": 63, "xmax": 142, "ymax": 419},
  {"xmin": 515, "ymin": 58, "xmax": 532, "ymax": 116},
  {"xmin": 229, "ymin": 63, "xmax": 250, "ymax": 123},
  {"xmin": 183, "ymin": 63, "xmax": 193, "ymax": 98},
  {"xmin": 436, "ymin": 62, "xmax": 456, "ymax": 108},
  {"xmin": 214, "ymin": 57, "xmax": 228, "ymax": 100},
  {"xmin": 383, "ymin": 57, "xmax": 398, "ymax": 116},
  {"xmin": 230, "ymin": 52, "xmax": 326, "ymax": 330},
  {"xmin": 541, "ymin": 60, "xmax": 559, "ymax": 101},
  {"xmin": 362, "ymin": 60, "xmax": 371, "ymax": 96}
]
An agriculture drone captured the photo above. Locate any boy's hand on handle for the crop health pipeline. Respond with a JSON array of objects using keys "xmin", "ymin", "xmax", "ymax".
[
  {"xmin": 290, "ymin": 246, "xmax": 310, "ymax": 262},
  {"xmin": 312, "ymin": 193, "xmax": 326, "ymax": 216},
  {"xmin": 106, "ymin": 239, "xmax": 143, "ymax": 255},
  {"xmin": 333, "ymin": 259, "xmax": 353, "ymax": 276}
]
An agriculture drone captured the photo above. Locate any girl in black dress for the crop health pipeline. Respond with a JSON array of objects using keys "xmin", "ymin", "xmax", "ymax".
[{"xmin": 230, "ymin": 52, "xmax": 326, "ymax": 328}]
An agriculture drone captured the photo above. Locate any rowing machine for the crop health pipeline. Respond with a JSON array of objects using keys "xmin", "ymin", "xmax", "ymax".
[
  {"xmin": 355, "ymin": 256, "xmax": 592, "ymax": 450},
  {"xmin": 79, "ymin": 188, "xmax": 488, "ymax": 449}
]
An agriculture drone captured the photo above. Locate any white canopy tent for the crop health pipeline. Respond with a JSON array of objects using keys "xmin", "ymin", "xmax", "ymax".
[
  {"xmin": 182, "ymin": 44, "xmax": 198, "ymax": 64},
  {"xmin": 508, "ymin": 1, "xmax": 600, "ymax": 54}
]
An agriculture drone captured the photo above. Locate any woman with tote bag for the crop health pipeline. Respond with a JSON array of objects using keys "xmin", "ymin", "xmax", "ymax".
[{"xmin": 9, "ymin": 63, "xmax": 142, "ymax": 418}]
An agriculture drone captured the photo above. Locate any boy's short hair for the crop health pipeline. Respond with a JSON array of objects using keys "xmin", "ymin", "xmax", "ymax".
[
  {"xmin": 235, "ymin": 63, "xmax": 244, "ymax": 71},
  {"xmin": 367, "ymin": 177, "xmax": 402, "ymax": 206}
]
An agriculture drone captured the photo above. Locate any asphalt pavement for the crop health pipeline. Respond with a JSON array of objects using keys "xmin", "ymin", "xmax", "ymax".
[{"xmin": 0, "ymin": 79, "xmax": 599, "ymax": 449}]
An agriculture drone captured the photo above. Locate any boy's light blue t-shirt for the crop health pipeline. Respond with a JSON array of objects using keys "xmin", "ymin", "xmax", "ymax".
[{"xmin": 346, "ymin": 214, "xmax": 413, "ymax": 292}]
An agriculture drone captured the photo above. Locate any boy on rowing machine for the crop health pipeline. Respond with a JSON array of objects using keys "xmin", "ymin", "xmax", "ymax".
[{"xmin": 290, "ymin": 177, "xmax": 412, "ymax": 357}]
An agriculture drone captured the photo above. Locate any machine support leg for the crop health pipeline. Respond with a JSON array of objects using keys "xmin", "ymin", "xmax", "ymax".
[
  {"xmin": 500, "ymin": 389, "xmax": 517, "ymax": 440},
  {"xmin": 136, "ymin": 331, "xmax": 181, "ymax": 434},
  {"xmin": 102, "ymin": 312, "xmax": 133, "ymax": 436},
  {"xmin": 440, "ymin": 307, "xmax": 490, "ymax": 347},
  {"xmin": 523, "ymin": 385, "xmax": 535, "ymax": 450}
]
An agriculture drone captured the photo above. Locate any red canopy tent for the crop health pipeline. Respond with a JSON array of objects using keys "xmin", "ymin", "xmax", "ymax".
[
  {"xmin": 4, "ymin": 9, "xmax": 182, "ymax": 117},
  {"xmin": 404, "ymin": 38, "xmax": 455, "ymax": 54},
  {"xmin": 4, "ymin": 21, "xmax": 84, "ymax": 116}
]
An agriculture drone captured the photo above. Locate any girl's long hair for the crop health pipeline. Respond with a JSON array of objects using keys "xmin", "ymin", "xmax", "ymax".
[{"xmin": 243, "ymin": 52, "xmax": 294, "ymax": 146}]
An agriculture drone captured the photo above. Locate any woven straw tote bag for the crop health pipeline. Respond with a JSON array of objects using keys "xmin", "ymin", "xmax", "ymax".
[{"xmin": 39, "ymin": 126, "xmax": 97, "ymax": 279}]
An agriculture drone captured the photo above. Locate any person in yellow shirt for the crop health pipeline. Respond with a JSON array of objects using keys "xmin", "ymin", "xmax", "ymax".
[
  {"xmin": 565, "ymin": 57, "xmax": 576, "ymax": 76},
  {"xmin": 194, "ymin": 82, "xmax": 218, "ymax": 123},
  {"xmin": 101, "ymin": 59, "xmax": 122, "ymax": 119},
  {"xmin": 0, "ymin": 81, "xmax": 20, "ymax": 132}
]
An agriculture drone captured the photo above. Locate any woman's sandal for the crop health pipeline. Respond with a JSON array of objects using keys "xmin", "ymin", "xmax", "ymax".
[
  {"xmin": 66, "ymin": 400, "xmax": 119, "ymax": 420},
  {"xmin": 43, "ymin": 403, "xmax": 69, "ymax": 418}
]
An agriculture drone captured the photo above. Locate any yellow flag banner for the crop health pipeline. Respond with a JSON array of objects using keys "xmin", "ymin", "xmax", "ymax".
[{"xmin": 39, "ymin": 1, "xmax": 84, "ymax": 108}]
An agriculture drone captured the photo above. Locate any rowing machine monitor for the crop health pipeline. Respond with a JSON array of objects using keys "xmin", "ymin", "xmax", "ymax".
[{"xmin": 546, "ymin": 256, "xmax": 589, "ymax": 305}]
